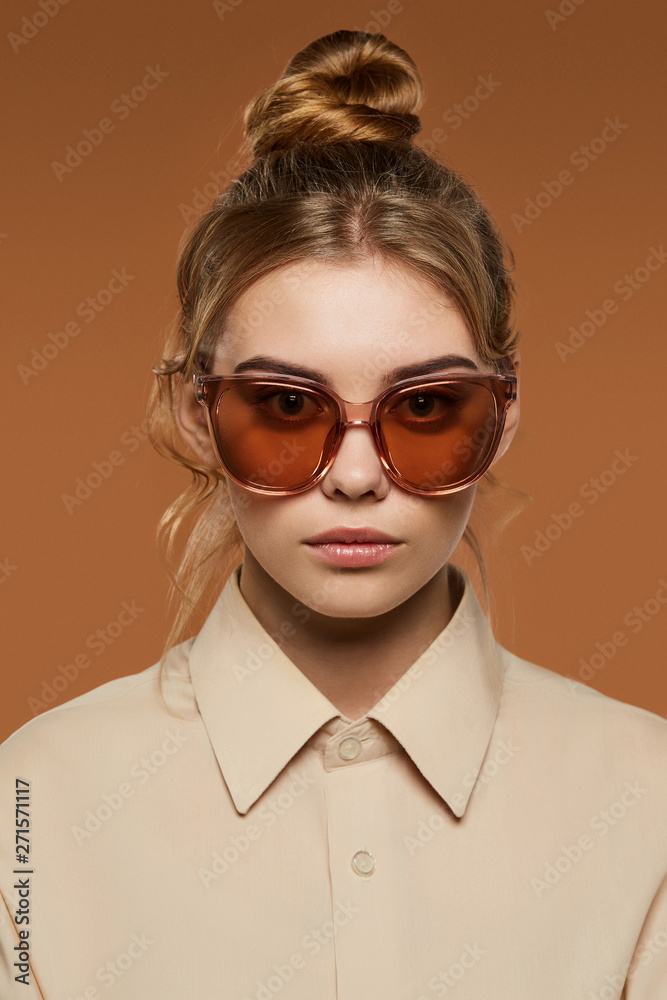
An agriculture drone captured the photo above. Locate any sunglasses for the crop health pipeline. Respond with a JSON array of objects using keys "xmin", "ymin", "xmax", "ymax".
[{"xmin": 192, "ymin": 359, "xmax": 517, "ymax": 496}]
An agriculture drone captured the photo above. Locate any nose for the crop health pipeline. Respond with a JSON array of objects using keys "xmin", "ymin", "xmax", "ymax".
[{"xmin": 318, "ymin": 420, "xmax": 391, "ymax": 499}]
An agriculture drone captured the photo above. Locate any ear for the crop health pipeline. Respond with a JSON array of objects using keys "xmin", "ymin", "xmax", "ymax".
[
  {"xmin": 490, "ymin": 350, "xmax": 520, "ymax": 466},
  {"xmin": 173, "ymin": 373, "xmax": 220, "ymax": 468}
]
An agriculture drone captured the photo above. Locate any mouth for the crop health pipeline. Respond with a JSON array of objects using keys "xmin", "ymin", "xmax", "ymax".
[
  {"xmin": 303, "ymin": 526, "xmax": 402, "ymax": 545},
  {"xmin": 302, "ymin": 527, "xmax": 403, "ymax": 567}
]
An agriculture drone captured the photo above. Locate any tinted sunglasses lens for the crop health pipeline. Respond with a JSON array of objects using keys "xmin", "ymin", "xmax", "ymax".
[
  {"xmin": 378, "ymin": 382, "xmax": 499, "ymax": 490},
  {"xmin": 212, "ymin": 382, "xmax": 337, "ymax": 490}
]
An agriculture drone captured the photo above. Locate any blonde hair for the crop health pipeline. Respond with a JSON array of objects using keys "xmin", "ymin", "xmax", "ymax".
[{"xmin": 148, "ymin": 29, "xmax": 527, "ymax": 694}]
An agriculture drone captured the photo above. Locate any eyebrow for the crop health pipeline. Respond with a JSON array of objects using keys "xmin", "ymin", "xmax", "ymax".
[{"xmin": 231, "ymin": 353, "xmax": 481, "ymax": 386}]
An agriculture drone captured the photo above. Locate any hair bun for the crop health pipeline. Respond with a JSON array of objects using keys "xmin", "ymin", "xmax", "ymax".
[{"xmin": 243, "ymin": 30, "xmax": 424, "ymax": 160}]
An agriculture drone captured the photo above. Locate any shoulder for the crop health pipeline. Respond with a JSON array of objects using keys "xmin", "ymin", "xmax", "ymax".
[
  {"xmin": 0, "ymin": 638, "xmax": 196, "ymax": 772},
  {"xmin": 499, "ymin": 645, "xmax": 667, "ymax": 777}
]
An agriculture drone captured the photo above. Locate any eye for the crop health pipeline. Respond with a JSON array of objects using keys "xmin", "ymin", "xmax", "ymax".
[
  {"xmin": 393, "ymin": 387, "xmax": 467, "ymax": 420},
  {"xmin": 275, "ymin": 391, "xmax": 306, "ymax": 416},
  {"xmin": 251, "ymin": 388, "xmax": 323, "ymax": 422},
  {"xmin": 406, "ymin": 393, "xmax": 437, "ymax": 417}
]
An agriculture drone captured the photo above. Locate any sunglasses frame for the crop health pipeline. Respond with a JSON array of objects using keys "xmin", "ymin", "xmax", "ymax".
[{"xmin": 192, "ymin": 358, "xmax": 517, "ymax": 497}]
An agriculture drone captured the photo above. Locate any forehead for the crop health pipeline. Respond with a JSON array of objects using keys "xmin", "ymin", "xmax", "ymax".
[{"xmin": 214, "ymin": 258, "xmax": 480, "ymax": 392}]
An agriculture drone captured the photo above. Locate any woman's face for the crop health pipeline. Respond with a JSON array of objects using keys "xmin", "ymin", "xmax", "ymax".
[{"xmin": 180, "ymin": 258, "xmax": 519, "ymax": 618}]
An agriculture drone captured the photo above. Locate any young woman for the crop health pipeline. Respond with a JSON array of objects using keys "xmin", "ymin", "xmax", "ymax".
[{"xmin": 1, "ymin": 29, "xmax": 665, "ymax": 1000}]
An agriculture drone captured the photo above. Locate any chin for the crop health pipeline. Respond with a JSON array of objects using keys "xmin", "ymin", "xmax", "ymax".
[{"xmin": 285, "ymin": 560, "xmax": 434, "ymax": 619}]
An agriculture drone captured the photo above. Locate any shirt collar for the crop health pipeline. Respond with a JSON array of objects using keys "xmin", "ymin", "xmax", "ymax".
[{"xmin": 188, "ymin": 563, "xmax": 505, "ymax": 818}]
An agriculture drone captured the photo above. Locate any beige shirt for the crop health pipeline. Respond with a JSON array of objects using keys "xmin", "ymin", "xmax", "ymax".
[{"xmin": 1, "ymin": 563, "xmax": 666, "ymax": 999}]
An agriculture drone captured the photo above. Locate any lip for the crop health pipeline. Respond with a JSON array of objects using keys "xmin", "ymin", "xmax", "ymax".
[
  {"xmin": 303, "ymin": 526, "xmax": 402, "ymax": 544},
  {"xmin": 302, "ymin": 526, "xmax": 403, "ymax": 568}
]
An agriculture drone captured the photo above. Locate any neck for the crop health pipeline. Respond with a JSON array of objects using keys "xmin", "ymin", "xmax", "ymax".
[{"xmin": 236, "ymin": 553, "xmax": 457, "ymax": 721}]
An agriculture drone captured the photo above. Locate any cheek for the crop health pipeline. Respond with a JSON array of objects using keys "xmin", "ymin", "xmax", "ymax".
[
  {"xmin": 403, "ymin": 487, "xmax": 477, "ymax": 558},
  {"xmin": 226, "ymin": 484, "xmax": 300, "ymax": 553},
  {"xmin": 225, "ymin": 483, "xmax": 254, "ymax": 535}
]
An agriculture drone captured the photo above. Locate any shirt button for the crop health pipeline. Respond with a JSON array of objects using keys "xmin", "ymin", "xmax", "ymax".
[
  {"xmin": 351, "ymin": 851, "xmax": 376, "ymax": 877},
  {"xmin": 338, "ymin": 736, "xmax": 362, "ymax": 761}
]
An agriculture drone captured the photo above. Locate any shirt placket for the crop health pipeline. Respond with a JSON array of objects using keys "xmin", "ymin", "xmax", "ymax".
[{"xmin": 315, "ymin": 718, "xmax": 406, "ymax": 997}]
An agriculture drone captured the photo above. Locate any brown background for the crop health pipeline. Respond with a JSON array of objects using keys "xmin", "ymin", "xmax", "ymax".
[{"xmin": 2, "ymin": 0, "xmax": 665, "ymax": 742}]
